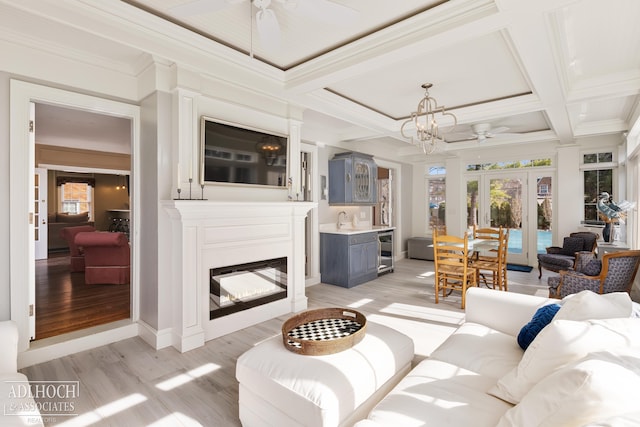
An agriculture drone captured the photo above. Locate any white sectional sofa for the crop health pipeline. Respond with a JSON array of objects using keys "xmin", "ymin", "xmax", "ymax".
[
  {"xmin": 355, "ymin": 287, "xmax": 640, "ymax": 427},
  {"xmin": 0, "ymin": 321, "xmax": 43, "ymax": 427}
]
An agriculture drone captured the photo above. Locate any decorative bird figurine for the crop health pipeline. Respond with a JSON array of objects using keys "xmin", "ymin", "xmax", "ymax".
[
  {"xmin": 597, "ymin": 192, "xmax": 636, "ymax": 242},
  {"xmin": 597, "ymin": 192, "xmax": 635, "ymax": 220}
]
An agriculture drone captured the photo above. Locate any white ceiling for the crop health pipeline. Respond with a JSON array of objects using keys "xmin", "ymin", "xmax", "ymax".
[
  {"xmin": 35, "ymin": 104, "xmax": 132, "ymax": 155},
  {"xmin": 5, "ymin": 0, "xmax": 639, "ymax": 161}
]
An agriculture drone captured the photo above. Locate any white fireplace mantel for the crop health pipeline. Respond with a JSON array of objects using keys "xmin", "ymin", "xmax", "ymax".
[{"xmin": 162, "ymin": 200, "xmax": 316, "ymax": 352}]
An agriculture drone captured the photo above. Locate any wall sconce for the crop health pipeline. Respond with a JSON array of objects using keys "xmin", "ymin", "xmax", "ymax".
[{"xmin": 256, "ymin": 136, "xmax": 283, "ymax": 166}]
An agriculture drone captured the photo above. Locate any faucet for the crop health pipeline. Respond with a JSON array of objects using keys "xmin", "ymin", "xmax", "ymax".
[{"xmin": 337, "ymin": 211, "xmax": 348, "ymax": 229}]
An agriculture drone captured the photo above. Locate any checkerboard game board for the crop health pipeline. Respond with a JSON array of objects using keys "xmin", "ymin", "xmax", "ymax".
[{"xmin": 286, "ymin": 318, "xmax": 363, "ymax": 349}]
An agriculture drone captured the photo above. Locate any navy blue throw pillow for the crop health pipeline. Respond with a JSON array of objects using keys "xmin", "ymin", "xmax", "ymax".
[{"xmin": 517, "ymin": 304, "xmax": 562, "ymax": 350}]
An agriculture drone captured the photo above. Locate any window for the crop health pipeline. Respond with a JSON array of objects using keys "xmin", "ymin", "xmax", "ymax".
[
  {"xmin": 427, "ymin": 166, "xmax": 446, "ymax": 233},
  {"xmin": 584, "ymin": 169, "xmax": 613, "ymax": 221},
  {"xmin": 583, "ymin": 152, "xmax": 613, "ymax": 164},
  {"xmin": 466, "ymin": 158, "xmax": 552, "ymax": 171},
  {"xmin": 582, "ymin": 151, "xmax": 615, "ymax": 222},
  {"xmin": 61, "ymin": 182, "xmax": 92, "ymax": 217}
]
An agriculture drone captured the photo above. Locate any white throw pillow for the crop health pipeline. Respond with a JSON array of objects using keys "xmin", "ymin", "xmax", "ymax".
[
  {"xmin": 555, "ymin": 290, "xmax": 632, "ymax": 321},
  {"xmin": 582, "ymin": 412, "xmax": 640, "ymax": 427},
  {"xmin": 496, "ymin": 352, "xmax": 640, "ymax": 427},
  {"xmin": 488, "ymin": 318, "xmax": 640, "ymax": 404}
]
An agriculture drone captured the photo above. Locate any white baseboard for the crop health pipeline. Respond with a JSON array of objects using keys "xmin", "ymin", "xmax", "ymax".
[
  {"xmin": 18, "ymin": 320, "xmax": 138, "ymax": 369},
  {"xmin": 138, "ymin": 320, "xmax": 172, "ymax": 350}
]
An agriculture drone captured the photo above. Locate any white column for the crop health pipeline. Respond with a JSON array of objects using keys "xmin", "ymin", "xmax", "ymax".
[
  {"xmin": 288, "ymin": 118, "xmax": 303, "ymax": 199},
  {"xmin": 291, "ymin": 204, "xmax": 310, "ymax": 312},
  {"xmin": 165, "ymin": 206, "xmax": 205, "ymax": 352}
]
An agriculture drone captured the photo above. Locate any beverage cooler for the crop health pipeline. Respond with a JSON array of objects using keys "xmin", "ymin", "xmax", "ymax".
[{"xmin": 378, "ymin": 230, "xmax": 394, "ymax": 274}]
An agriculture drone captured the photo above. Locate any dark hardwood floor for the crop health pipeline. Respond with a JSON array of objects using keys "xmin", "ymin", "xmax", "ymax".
[{"xmin": 35, "ymin": 252, "xmax": 130, "ymax": 340}]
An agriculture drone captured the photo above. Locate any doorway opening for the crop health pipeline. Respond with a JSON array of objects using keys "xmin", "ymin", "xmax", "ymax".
[
  {"xmin": 374, "ymin": 167, "xmax": 393, "ymax": 226},
  {"xmin": 33, "ymin": 102, "xmax": 133, "ymax": 341}
]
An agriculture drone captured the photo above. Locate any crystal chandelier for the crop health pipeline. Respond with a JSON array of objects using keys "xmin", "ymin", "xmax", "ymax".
[{"xmin": 400, "ymin": 83, "xmax": 457, "ymax": 155}]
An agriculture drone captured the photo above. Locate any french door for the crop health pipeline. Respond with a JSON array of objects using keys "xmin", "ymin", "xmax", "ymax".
[
  {"xmin": 467, "ymin": 172, "xmax": 528, "ymax": 266},
  {"xmin": 34, "ymin": 168, "xmax": 48, "ymax": 261}
]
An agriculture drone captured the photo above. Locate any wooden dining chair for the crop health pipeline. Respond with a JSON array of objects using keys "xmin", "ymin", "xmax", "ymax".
[
  {"xmin": 432, "ymin": 224, "xmax": 447, "ymax": 237},
  {"xmin": 472, "ymin": 225, "xmax": 502, "ymax": 262},
  {"xmin": 472, "ymin": 228, "xmax": 510, "ymax": 291},
  {"xmin": 433, "ymin": 232, "xmax": 477, "ymax": 309}
]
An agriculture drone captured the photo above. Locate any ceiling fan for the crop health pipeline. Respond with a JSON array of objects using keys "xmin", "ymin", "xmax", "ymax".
[
  {"xmin": 445, "ymin": 123, "xmax": 518, "ymax": 143},
  {"xmin": 169, "ymin": 0, "xmax": 359, "ymax": 50}
]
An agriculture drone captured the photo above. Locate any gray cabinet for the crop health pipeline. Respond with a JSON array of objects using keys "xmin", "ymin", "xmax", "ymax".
[
  {"xmin": 320, "ymin": 232, "xmax": 378, "ymax": 287},
  {"xmin": 329, "ymin": 152, "xmax": 377, "ymax": 205}
]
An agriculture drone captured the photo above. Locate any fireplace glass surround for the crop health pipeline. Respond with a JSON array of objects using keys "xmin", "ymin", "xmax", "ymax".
[{"xmin": 210, "ymin": 257, "xmax": 288, "ymax": 320}]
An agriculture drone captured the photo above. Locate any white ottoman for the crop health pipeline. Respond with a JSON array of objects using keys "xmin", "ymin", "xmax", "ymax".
[{"xmin": 236, "ymin": 322, "xmax": 414, "ymax": 427}]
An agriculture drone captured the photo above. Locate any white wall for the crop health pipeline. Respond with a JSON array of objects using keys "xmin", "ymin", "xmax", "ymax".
[{"xmin": 0, "ymin": 72, "xmax": 11, "ymax": 320}]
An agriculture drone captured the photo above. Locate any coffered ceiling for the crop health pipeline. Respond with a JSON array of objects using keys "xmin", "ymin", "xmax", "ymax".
[{"xmin": 2, "ymin": 0, "xmax": 639, "ymax": 161}]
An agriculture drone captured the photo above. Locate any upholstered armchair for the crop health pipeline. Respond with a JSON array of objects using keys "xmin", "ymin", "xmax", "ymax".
[
  {"xmin": 548, "ymin": 249, "xmax": 640, "ymax": 298},
  {"xmin": 537, "ymin": 231, "xmax": 598, "ymax": 278},
  {"xmin": 60, "ymin": 225, "xmax": 96, "ymax": 272},
  {"xmin": 74, "ymin": 231, "xmax": 130, "ymax": 285}
]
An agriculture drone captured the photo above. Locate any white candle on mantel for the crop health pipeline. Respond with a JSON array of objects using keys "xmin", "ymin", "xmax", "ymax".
[
  {"xmin": 177, "ymin": 162, "xmax": 181, "ymax": 189},
  {"xmin": 189, "ymin": 162, "xmax": 193, "ymax": 181}
]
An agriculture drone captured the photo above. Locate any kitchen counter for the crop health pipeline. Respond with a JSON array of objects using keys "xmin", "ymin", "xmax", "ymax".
[
  {"xmin": 319, "ymin": 224, "xmax": 396, "ymax": 235},
  {"xmin": 320, "ymin": 224, "xmax": 395, "ymax": 287}
]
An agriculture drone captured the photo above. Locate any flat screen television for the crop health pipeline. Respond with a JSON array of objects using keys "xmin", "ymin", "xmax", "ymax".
[{"xmin": 200, "ymin": 116, "xmax": 288, "ymax": 187}]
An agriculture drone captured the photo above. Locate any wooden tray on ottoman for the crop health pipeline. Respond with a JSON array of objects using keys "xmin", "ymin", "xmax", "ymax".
[{"xmin": 282, "ymin": 308, "xmax": 367, "ymax": 355}]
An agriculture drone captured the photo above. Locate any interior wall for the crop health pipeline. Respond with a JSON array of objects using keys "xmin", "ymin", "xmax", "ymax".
[
  {"xmin": 399, "ymin": 163, "xmax": 414, "ymax": 256},
  {"xmin": 93, "ymin": 174, "xmax": 130, "ymax": 230},
  {"xmin": 411, "ymin": 163, "xmax": 429, "ymax": 237},
  {"xmin": 139, "ymin": 91, "xmax": 162, "ymax": 332},
  {"xmin": 46, "ymin": 171, "xmax": 130, "ymax": 231},
  {"xmin": 0, "ymin": 72, "xmax": 10, "ymax": 320}
]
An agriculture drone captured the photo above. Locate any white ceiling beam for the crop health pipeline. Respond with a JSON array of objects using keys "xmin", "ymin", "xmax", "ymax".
[
  {"xmin": 284, "ymin": 0, "xmax": 502, "ymax": 93},
  {"xmin": 499, "ymin": 8, "xmax": 575, "ymax": 143}
]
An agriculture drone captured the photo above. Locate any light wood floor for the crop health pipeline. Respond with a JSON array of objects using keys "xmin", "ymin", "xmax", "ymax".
[{"xmin": 21, "ymin": 258, "xmax": 549, "ymax": 427}]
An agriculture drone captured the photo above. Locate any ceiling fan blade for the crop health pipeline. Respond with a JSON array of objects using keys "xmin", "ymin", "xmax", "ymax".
[
  {"xmin": 444, "ymin": 134, "xmax": 478, "ymax": 143},
  {"xmin": 256, "ymin": 7, "xmax": 282, "ymax": 49},
  {"xmin": 490, "ymin": 126, "xmax": 510, "ymax": 134},
  {"xmin": 293, "ymin": 0, "xmax": 359, "ymax": 26},
  {"xmin": 169, "ymin": 0, "xmax": 239, "ymax": 16}
]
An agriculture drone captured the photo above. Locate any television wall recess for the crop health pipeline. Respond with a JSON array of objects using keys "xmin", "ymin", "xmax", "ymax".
[{"xmin": 200, "ymin": 116, "xmax": 288, "ymax": 187}]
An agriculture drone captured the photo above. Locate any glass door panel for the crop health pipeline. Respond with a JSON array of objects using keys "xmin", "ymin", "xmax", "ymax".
[
  {"xmin": 466, "ymin": 177, "xmax": 480, "ymax": 231},
  {"xmin": 536, "ymin": 175, "xmax": 553, "ymax": 254},
  {"xmin": 468, "ymin": 174, "xmax": 528, "ymax": 265},
  {"xmin": 489, "ymin": 176, "xmax": 526, "ymax": 265}
]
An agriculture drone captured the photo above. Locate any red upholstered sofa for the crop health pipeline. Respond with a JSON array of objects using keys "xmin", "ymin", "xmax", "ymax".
[
  {"xmin": 60, "ymin": 225, "xmax": 96, "ymax": 272},
  {"xmin": 74, "ymin": 232, "xmax": 130, "ymax": 285},
  {"xmin": 48, "ymin": 212, "xmax": 94, "ymax": 251}
]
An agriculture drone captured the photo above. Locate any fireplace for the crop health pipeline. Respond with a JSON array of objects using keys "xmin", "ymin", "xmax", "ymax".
[
  {"xmin": 210, "ymin": 257, "xmax": 287, "ymax": 319},
  {"xmin": 162, "ymin": 200, "xmax": 315, "ymax": 352}
]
